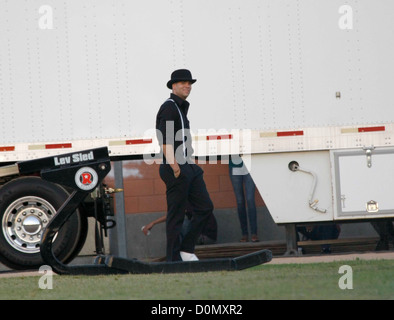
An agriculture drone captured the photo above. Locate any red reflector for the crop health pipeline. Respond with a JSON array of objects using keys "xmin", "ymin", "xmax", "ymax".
[
  {"xmin": 0, "ymin": 146, "xmax": 15, "ymax": 152},
  {"xmin": 45, "ymin": 143, "xmax": 72, "ymax": 149},
  {"xmin": 206, "ymin": 134, "xmax": 233, "ymax": 140},
  {"xmin": 126, "ymin": 139, "xmax": 152, "ymax": 145},
  {"xmin": 277, "ymin": 131, "xmax": 304, "ymax": 137},
  {"xmin": 358, "ymin": 126, "xmax": 385, "ymax": 133}
]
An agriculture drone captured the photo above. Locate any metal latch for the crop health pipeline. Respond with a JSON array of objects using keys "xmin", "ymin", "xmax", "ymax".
[
  {"xmin": 366, "ymin": 200, "xmax": 379, "ymax": 213},
  {"xmin": 363, "ymin": 146, "xmax": 375, "ymax": 168}
]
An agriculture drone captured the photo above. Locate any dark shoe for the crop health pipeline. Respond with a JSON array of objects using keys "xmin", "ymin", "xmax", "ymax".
[
  {"xmin": 251, "ymin": 235, "xmax": 259, "ymax": 242},
  {"xmin": 240, "ymin": 235, "xmax": 248, "ymax": 242},
  {"xmin": 197, "ymin": 235, "xmax": 216, "ymax": 245},
  {"xmin": 196, "ymin": 235, "xmax": 205, "ymax": 245},
  {"xmin": 321, "ymin": 247, "xmax": 332, "ymax": 254}
]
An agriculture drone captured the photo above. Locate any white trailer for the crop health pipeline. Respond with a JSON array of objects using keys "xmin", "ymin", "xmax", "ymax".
[{"xmin": 0, "ymin": 0, "xmax": 393, "ymax": 268}]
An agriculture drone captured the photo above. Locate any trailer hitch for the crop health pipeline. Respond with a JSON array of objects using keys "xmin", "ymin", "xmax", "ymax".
[
  {"xmin": 32, "ymin": 147, "xmax": 271, "ymax": 275},
  {"xmin": 86, "ymin": 184, "xmax": 115, "ymax": 255}
]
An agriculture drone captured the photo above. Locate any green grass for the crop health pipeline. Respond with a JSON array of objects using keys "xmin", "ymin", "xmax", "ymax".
[{"xmin": 1, "ymin": 259, "xmax": 393, "ymax": 300}]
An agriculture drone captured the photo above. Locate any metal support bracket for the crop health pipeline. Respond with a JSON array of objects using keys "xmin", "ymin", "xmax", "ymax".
[
  {"xmin": 35, "ymin": 147, "xmax": 272, "ymax": 275},
  {"xmin": 284, "ymin": 224, "xmax": 299, "ymax": 256}
]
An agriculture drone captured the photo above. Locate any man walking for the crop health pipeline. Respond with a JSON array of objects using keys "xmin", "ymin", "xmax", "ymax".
[{"xmin": 156, "ymin": 69, "xmax": 214, "ymax": 262}]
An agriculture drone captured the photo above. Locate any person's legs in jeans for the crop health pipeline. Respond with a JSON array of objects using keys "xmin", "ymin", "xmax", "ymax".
[
  {"xmin": 229, "ymin": 167, "xmax": 248, "ymax": 239},
  {"xmin": 243, "ymin": 173, "xmax": 258, "ymax": 239}
]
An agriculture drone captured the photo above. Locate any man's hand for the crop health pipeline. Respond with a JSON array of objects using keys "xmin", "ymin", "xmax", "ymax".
[
  {"xmin": 173, "ymin": 167, "xmax": 181, "ymax": 178},
  {"xmin": 163, "ymin": 144, "xmax": 181, "ymax": 178}
]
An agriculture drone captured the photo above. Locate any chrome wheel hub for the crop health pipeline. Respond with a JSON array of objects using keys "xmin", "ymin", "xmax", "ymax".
[{"xmin": 2, "ymin": 196, "xmax": 55, "ymax": 253}]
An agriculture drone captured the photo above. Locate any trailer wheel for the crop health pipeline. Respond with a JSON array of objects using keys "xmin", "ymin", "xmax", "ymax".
[{"xmin": 0, "ymin": 177, "xmax": 84, "ymax": 270}]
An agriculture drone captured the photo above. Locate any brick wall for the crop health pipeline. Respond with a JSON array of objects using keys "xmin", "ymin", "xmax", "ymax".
[{"xmin": 105, "ymin": 160, "xmax": 265, "ymax": 215}]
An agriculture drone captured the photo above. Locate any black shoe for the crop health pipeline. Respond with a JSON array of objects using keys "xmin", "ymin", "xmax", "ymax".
[{"xmin": 321, "ymin": 247, "xmax": 331, "ymax": 254}]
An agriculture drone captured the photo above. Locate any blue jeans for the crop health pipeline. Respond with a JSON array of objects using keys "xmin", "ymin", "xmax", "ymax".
[{"xmin": 229, "ymin": 167, "xmax": 257, "ymax": 236}]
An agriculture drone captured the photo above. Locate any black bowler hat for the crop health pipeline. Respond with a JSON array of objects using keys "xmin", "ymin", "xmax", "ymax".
[{"xmin": 167, "ymin": 69, "xmax": 197, "ymax": 89}]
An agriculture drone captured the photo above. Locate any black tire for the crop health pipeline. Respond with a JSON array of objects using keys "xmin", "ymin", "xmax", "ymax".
[
  {"xmin": 0, "ymin": 177, "xmax": 83, "ymax": 270},
  {"xmin": 63, "ymin": 211, "xmax": 88, "ymax": 264}
]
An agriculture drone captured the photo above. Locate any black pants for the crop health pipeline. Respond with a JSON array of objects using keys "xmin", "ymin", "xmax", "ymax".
[{"xmin": 159, "ymin": 162, "xmax": 214, "ymax": 261}]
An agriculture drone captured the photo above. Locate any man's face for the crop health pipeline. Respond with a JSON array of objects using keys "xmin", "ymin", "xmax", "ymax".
[{"xmin": 172, "ymin": 81, "xmax": 192, "ymax": 100}]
